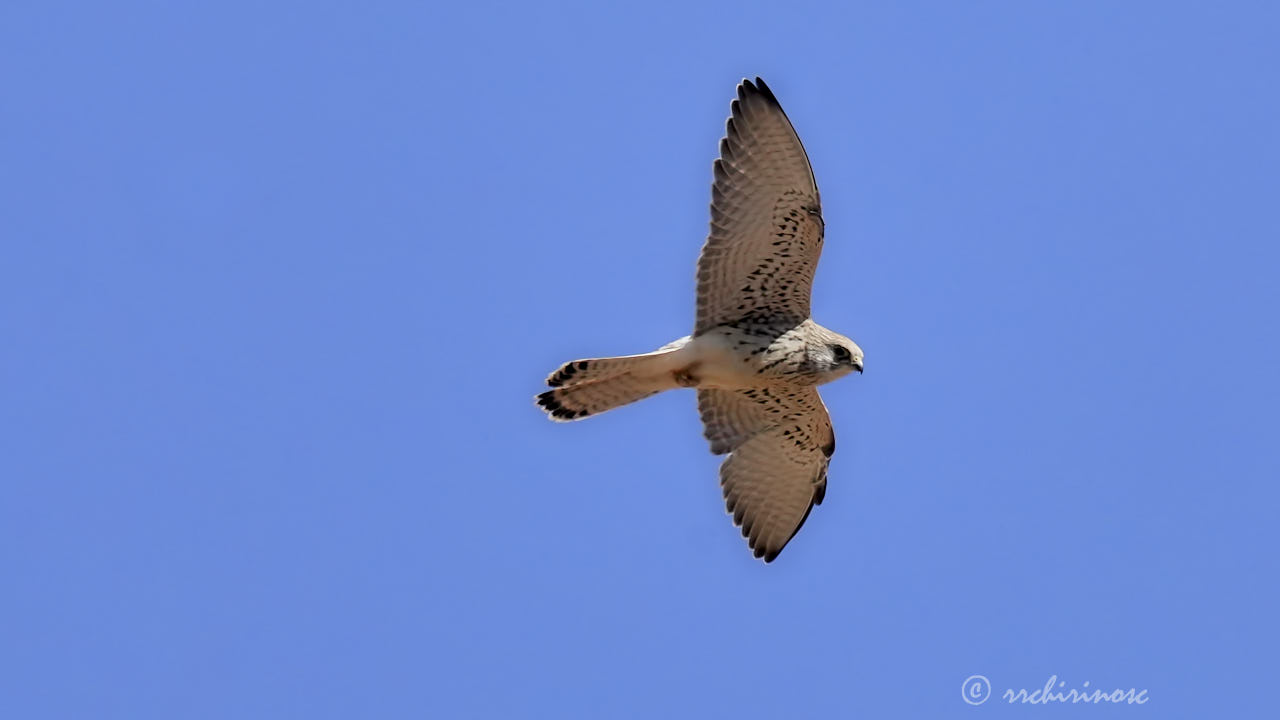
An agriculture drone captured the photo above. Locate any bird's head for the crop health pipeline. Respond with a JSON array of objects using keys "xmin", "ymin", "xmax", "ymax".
[{"xmin": 810, "ymin": 330, "xmax": 863, "ymax": 383}]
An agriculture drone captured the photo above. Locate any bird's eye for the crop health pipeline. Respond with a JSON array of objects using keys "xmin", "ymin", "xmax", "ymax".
[{"xmin": 832, "ymin": 345, "xmax": 850, "ymax": 362}]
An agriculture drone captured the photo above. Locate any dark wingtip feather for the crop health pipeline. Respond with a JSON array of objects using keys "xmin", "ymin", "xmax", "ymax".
[
  {"xmin": 713, "ymin": 158, "xmax": 729, "ymax": 183},
  {"xmin": 728, "ymin": 101, "xmax": 742, "ymax": 129},
  {"xmin": 767, "ymin": 493, "xmax": 822, "ymax": 563},
  {"xmin": 734, "ymin": 76, "xmax": 780, "ymax": 107},
  {"xmin": 753, "ymin": 77, "xmax": 779, "ymax": 105},
  {"xmin": 757, "ymin": 486, "xmax": 826, "ymax": 564}
]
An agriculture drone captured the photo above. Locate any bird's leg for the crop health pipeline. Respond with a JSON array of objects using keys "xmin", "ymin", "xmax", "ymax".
[{"xmin": 673, "ymin": 365, "xmax": 699, "ymax": 388}]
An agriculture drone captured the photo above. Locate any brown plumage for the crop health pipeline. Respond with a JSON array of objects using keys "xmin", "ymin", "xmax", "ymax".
[{"xmin": 536, "ymin": 78, "xmax": 864, "ymax": 563}]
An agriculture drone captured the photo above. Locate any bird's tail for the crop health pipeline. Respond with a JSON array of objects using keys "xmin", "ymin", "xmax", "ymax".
[{"xmin": 536, "ymin": 348, "xmax": 682, "ymax": 421}]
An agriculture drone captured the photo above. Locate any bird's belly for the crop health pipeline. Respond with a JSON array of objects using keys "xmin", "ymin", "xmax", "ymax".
[
  {"xmin": 690, "ymin": 361, "xmax": 759, "ymax": 389},
  {"xmin": 679, "ymin": 331, "xmax": 772, "ymax": 390}
]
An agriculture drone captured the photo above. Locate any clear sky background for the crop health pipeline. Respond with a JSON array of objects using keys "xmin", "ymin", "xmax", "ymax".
[{"xmin": 3, "ymin": 1, "xmax": 1278, "ymax": 718}]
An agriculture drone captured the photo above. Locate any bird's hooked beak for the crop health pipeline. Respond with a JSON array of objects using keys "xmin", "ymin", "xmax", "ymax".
[{"xmin": 852, "ymin": 358, "xmax": 863, "ymax": 374}]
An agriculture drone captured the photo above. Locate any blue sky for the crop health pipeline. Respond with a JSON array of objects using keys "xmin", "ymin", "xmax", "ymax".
[{"xmin": 2, "ymin": 1, "xmax": 1278, "ymax": 717}]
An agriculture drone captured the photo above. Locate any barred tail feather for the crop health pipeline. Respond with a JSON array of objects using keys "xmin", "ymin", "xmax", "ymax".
[
  {"xmin": 546, "ymin": 355, "xmax": 655, "ymax": 388},
  {"xmin": 536, "ymin": 375, "xmax": 669, "ymax": 421},
  {"xmin": 537, "ymin": 347, "xmax": 686, "ymax": 421}
]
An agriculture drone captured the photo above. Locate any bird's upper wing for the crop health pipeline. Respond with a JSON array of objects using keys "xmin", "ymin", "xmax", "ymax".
[
  {"xmin": 695, "ymin": 77, "xmax": 824, "ymax": 334},
  {"xmin": 698, "ymin": 386, "xmax": 834, "ymax": 562}
]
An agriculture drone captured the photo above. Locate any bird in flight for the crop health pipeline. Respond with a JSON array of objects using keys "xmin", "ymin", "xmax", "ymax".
[{"xmin": 536, "ymin": 77, "xmax": 864, "ymax": 562}]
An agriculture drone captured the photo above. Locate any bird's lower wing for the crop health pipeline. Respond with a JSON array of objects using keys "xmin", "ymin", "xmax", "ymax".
[{"xmin": 698, "ymin": 387, "xmax": 834, "ymax": 562}]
